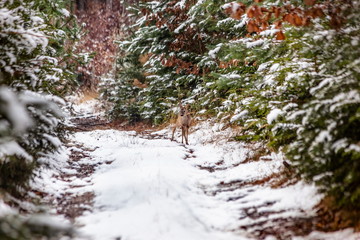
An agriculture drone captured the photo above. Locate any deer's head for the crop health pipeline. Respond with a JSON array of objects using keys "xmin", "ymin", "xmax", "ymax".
[{"xmin": 179, "ymin": 104, "xmax": 189, "ymax": 117}]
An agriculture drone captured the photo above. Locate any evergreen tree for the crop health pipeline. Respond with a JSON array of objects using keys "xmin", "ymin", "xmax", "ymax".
[
  {"xmin": 105, "ymin": 0, "xmax": 237, "ymax": 124},
  {"xmin": 0, "ymin": 0, "xmax": 83, "ymax": 238},
  {"xmin": 280, "ymin": 1, "xmax": 360, "ymax": 209},
  {"xmin": 109, "ymin": 0, "xmax": 360, "ymax": 214},
  {"xmin": 0, "ymin": 0, "xmax": 83, "ymax": 195}
]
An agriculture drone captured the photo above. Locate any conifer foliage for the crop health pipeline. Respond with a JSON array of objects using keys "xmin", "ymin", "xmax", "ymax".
[
  {"xmin": 0, "ymin": 0, "xmax": 82, "ymax": 238},
  {"xmin": 104, "ymin": 0, "xmax": 229, "ymax": 124},
  {"xmin": 282, "ymin": 1, "xmax": 360, "ymax": 209},
  {"xmin": 0, "ymin": 0, "xmax": 80, "ymax": 194},
  {"xmin": 109, "ymin": 0, "xmax": 360, "ymax": 213}
]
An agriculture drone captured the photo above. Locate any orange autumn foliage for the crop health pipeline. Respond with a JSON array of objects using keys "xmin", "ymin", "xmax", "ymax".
[
  {"xmin": 223, "ymin": 2, "xmax": 246, "ymax": 20},
  {"xmin": 223, "ymin": 1, "xmax": 345, "ymax": 41},
  {"xmin": 275, "ymin": 31, "xmax": 286, "ymax": 40},
  {"xmin": 219, "ymin": 59, "xmax": 241, "ymax": 69},
  {"xmin": 161, "ymin": 56, "xmax": 202, "ymax": 75}
]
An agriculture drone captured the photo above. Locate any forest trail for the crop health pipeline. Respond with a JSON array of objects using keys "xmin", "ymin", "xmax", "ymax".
[{"xmin": 56, "ymin": 98, "xmax": 357, "ymax": 240}]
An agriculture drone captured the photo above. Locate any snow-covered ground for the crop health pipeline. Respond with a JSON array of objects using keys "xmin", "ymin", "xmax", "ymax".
[
  {"xmin": 29, "ymin": 99, "xmax": 359, "ymax": 240},
  {"xmin": 73, "ymin": 129, "xmax": 245, "ymax": 240}
]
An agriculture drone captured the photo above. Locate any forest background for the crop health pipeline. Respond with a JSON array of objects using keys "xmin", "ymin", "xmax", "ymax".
[{"xmin": 0, "ymin": 0, "xmax": 359, "ymax": 239}]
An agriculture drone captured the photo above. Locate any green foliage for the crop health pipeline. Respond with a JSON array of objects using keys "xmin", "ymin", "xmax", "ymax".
[
  {"xmin": 103, "ymin": 0, "xmax": 242, "ymax": 124},
  {"xmin": 0, "ymin": 156, "xmax": 37, "ymax": 197},
  {"xmin": 281, "ymin": 6, "xmax": 360, "ymax": 208},
  {"xmin": 0, "ymin": 0, "xmax": 82, "ymax": 238},
  {"xmin": 0, "ymin": 214, "xmax": 74, "ymax": 240},
  {"xmin": 0, "ymin": 0, "xmax": 81, "ymax": 194},
  {"xmin": 110, "ymin": 0, "xmax": 360, "ymax": 211}
]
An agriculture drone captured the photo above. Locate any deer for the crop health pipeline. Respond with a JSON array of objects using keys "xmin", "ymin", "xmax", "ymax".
[{"xmin": 171, "ymin": 103, "xmax": 191, "ymax": 145}]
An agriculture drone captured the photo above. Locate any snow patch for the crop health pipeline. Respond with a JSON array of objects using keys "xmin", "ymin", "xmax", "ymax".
[{"xmin": 267, "ymin": 108, "xmax": 283, "ymax": 124}]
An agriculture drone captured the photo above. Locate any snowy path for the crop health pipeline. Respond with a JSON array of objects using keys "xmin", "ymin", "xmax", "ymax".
[
  {"xmin": 67, "ymin": 127, "xmax": 327, "ymax": 240},
  {"xmin": 55, "ymin": 100, "xmax": 359, "ymax": 240},
  {"xmin": 72, "ymin": 129, "xmax": 245, "ymax": 240}
]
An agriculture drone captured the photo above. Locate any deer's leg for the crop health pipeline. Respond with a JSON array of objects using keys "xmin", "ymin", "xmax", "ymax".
[
  {"xmin": 171, "ymin": 126, "xmax": 176, "ymax": 141},
  {"xmin": 181, "ymin": 126, "xmax": 185, "ymax": 144},
  {"xmin": 184, "ymin": 127, "xmax": 189, "ymax": 144}
]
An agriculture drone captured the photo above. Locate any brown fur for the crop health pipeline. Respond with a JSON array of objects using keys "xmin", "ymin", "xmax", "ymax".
[{"xmin": 171, "ymin": 104, "xmax": 191, "ymax": 145}]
